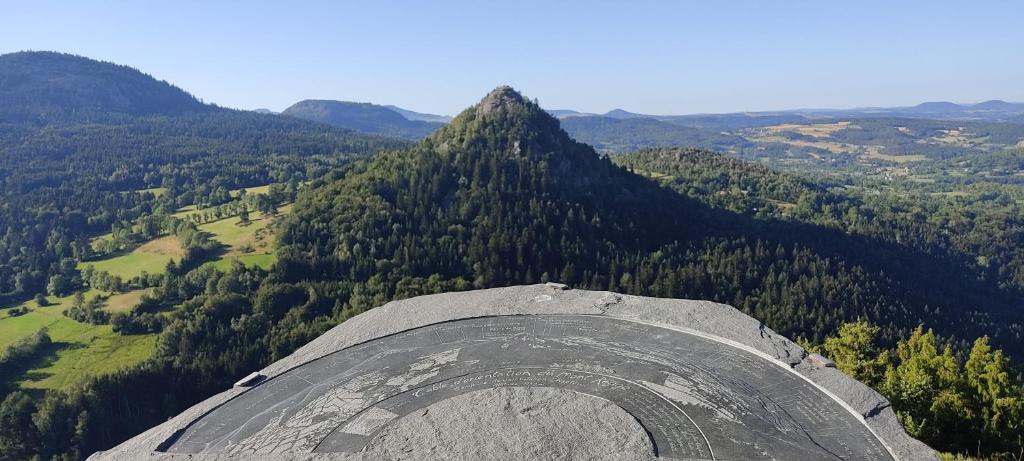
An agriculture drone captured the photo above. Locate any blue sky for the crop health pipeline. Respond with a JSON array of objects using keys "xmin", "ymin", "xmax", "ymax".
[{"xmin": 2, "ymin": 1, "xmax": 1021, "ymax": 115}]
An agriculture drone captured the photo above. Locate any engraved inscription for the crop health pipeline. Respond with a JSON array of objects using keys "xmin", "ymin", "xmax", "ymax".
[{"xmin": 164, "ymin": 315, "xmax": 894, "ymax": 460}]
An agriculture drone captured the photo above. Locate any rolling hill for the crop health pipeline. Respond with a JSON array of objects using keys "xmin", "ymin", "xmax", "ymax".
[
  {"xmin": 0, "ymin": 51, "xmax": 209, "ymax": 122},
  {"xmin": 383, "ymin": 104, "xmax": 451, "ymax": 123},
  {"xmin": 0, "ymin": 73, "xmax": 1020, "ymax": 460},
  {"xmin": 282, "ymin": 99, "xmax": 445, "ymax": 139},
  {"xmin": 0, "ymin": 52, "xmax": 401, "ymax": 395},
  {"xmin": 276, "ymin": 86, "xmax": 1023, "ymax": 362},
  {"xmin": 0, "ymin": 54, "xmax": 1022, "ymax": 460},
  {"xmin": 548, "ymin": 100, "xmax": 1024, "ymax": 128},
  {"xmin": 0, "ymin": 51, "xmax": 400, "ymax": 304},
  {"xmin": 560, "ymin": 115, "xmax": 753, "ymax": 153}
]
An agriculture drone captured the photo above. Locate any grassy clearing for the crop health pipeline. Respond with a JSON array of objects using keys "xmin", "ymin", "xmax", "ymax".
[
  {"xmin": 0, "ymin": 308, "xmax": 63, "ymax": 350},
  {"xmin": 0, "ymin": 291, "xmax": 157, "ymax": 390},
  {"xmin": 199, "ymin": 204, "xmax": 292, "ymax": 271},
  {"xmin": 766, "ymin": 198, "xmax": 797, "ymax": 210},
  {"xmin": 171, "ymin": 207, "xmax": 201, "ymax": 220},
  {"xmin": 19, "ymin": 325, "xmax": 156, "ymax": 390},
  {"xmin": 861, "ymin": 151, "xmax": 928, "ymax": 163},
  {"xmin": 760, "ymin": 121, "xmax": 852, "ymax": 138},
  {"xmin": 1, "ymin": 290, "xmax": 96, "ymax": 349},
  {"xmin": 79, "ymin": 235, "xmax": 184, "ymax": 280},
  {"xmin": 0, "ymin": 186, "xmax": 292, "ymax": 390},
  {"xmin": 933, "ymin": 190, "xmax": 971, "ymax": 198},
  {"xmin": 231, "ymin": 184, "xmax": 271, "ymax": 197},
  {"xmin": 632, "ymin": 169, "xmax": 675, "ymax": 181},
  {"xmin": 172, "ymin": 203, "xmax": 233, "ymax": 221},
  {"xmin": 104, "ymin": 289, "xmax": 152, "ymax": 313},
  {"xmin": 174, "ymin": 204, "xmax": 199, "ymax": 214},
  {"xmin": 928, "ymin": 128, "xmax": 986, "ymax": 148},
  {"xmin": 908, "ymin": 176, "xmax": 937, "ymax": 184},
  {"xmin": 750, "ymin": 135, "xmax": 858, "ymax": 155},
  {"xmin": 174, "ymin": 184, "xmax": 274, "ymax": 218},
  {"xmin": 206, "ymin": 253, "xmax": 276, "ymax": 271},
  {"xmin": 1, "ymin": 289, "xmax": 149, "ymax": 348},
  {"xmin": 89, "ymin": 232, "xmax": 114, "ymax": 250},
  {"xmin": 200, "ymin": 215, "xmax": 262, "ymax": 247},
  {"xmin": 748, "ymin": 122, "xmax": 933, "ymax": 165},
  {"xmin": 754, "ymin": 134, "xmax": 927, "ymax": 164},
  {"xmin": 135, "ymin": 187, "xmax": 168, "ymax": 197}
]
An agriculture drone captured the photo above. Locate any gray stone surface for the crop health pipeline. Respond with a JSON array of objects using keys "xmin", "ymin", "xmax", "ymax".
[
  {"xmin": 364, "ymin": 386, "xmax": 656, "ymax": 460},
  {"xmin": 163, "ymin": 315, "xmax": 891, "ymax": 459},
  {"xmin": 90, "ymin": 284, "xmax": 937, "ymax": 460}
]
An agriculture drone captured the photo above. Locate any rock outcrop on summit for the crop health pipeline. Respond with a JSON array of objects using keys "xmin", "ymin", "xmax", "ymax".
[
  {"xmin": 91, "ymin": 285, "xmax": 936, "ymax": 460},
  {"xmin": 476, "ymin": 85, "xmax": 527, "ymax": 115}
]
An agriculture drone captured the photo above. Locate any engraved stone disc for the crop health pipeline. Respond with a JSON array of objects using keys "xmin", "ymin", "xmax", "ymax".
[
  {"xmin": 161, "ymin": 314, "xmax": 894, "ymax": 460},
  {"xmin": 365, "ymin": 386, "xmax": 657, "ymax": 459}
]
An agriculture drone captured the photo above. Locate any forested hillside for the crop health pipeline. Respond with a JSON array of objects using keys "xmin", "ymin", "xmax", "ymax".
[
  {"xmin": 560, "ymin": 115, "xmax": 752, "ymax": 153},
  {"xmin": 268, "ymin": 88, "xmax": 1022, "ymax": 355},
  {"xmin": 282, "ymin": 99, "xmax": 444, "ymax": 140},
  {"xmin": 615, "ymin": 148, "xmax": 1024, "ymax": 292},
  {"xmin": 1, "ymin": 63, "xmax": 1022, "ymax": 459},
  {"xmin": 0, "ymin": 51, "xmax": 208, "ymax": 122},
  {"xmin": 0, "ymin": 52, "xmax": 405, "ymax": 459},
  {"xmin": 0, "ymin": 52, "xmax": 402, "ymax": 309}
]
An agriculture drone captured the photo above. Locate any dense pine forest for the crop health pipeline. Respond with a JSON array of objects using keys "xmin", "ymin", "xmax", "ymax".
[
  {"xmin": 0, "ymin": 53, "xmax": 402, "ymax": 459},
  {"xmin": 1, "ymin": 53, "xmax": 1023, "ymax": 460},
  {"xmin": 272, "ymin": 88, "xmax": 1023, "ymax": 356},
  {"xmin": 614, "ymin": 148, "xmax": 1024, "ymax": 293},
  {"xmin": 0, "ymin": 52, "xmax": 402, "ymax": 306}
]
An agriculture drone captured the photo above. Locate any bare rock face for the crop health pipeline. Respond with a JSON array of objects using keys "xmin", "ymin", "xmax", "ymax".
[
  {"xmin": 476, "ymin": 85, "xmax": 526, "ymax": 116},
  {"xmin": 90, "ymin": 284, "xmax": 937, "ymax": 461},
  {"xmin": 364, "ymin": 387, "xmax": 655, "ymax": 460}
]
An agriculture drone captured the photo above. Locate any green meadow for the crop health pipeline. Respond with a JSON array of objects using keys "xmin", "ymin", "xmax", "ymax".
[
  {"xmin": 199, "ymin": 204, "xmax": 290, "ymax": 271},
  {"xmin": 1, "ymin": 184, "xmax": 289, "ymax": 391},
  {"xmin": 0, "ymin": 290, "xmax": 157, "ymax": 391},
  {"xmin": 79, "ymin": 236, "xmax": 184, "ymax": 280},
  {"xmin": 135, "ymin": 186, "xmax": 168, "ymax": 197},
  {"xmin": 173, "ymin": 184, "xmax": 274, "ymax": 220},
  {"xmin": 231, "ymin": 184, "xmax": 271, "ymax": 197}
]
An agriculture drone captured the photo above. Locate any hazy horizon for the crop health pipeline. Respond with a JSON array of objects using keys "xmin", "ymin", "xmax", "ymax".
[{"xmin": 3, "ymin": 1, "xmax": 1022, "ymax": 116}]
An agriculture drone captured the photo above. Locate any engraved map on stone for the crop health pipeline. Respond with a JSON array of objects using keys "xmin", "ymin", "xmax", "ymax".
[{"xmin": 162, "ymin": 314, "xmax": 894, "ymax": 460}]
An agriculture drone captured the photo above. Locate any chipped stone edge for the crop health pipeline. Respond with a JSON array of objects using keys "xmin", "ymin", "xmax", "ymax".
[{"xmin": 90, "ymin": 284, "xmax": 937, "ymax": 461}]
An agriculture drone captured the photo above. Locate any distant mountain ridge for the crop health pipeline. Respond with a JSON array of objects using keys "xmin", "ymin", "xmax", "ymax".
[
  {"xmin": 0, "ymin": 50, "xmax": 401, "ymax": 318},
  {"xmin": 0, "ymin": 51, "xmax": 210, "ymax": 122},
  {"xmin": 547, "ymin": 100, "xmax": 1024, "ymax": 128},
  {"xmin": 604, "ymin": 108, "xmax": 644, "ymax": 119},
  {"xmin": 560, "ymin": 115, "xmax": 752, "ymax": 153},
  {"xmin": 383, "ymin": 105, "xmax": 452, "ymax": 123},
  {"xmin": 282, "ymin": 100, "xmax": 445, "ymax": 140},
  {"xmin": 973, "ymin": 100, "xmax": 1020, "ymax": 110},
  {"xmin": 0, "ymin": 51, "xmax": 402, "ymax": 164},
  {"xmin": 546, "ymin": 109, "xmax": 596, "ymax": 118},
  {"xmin": 908, "ymin": 101, "xmax": 965, "ymax": 113}
]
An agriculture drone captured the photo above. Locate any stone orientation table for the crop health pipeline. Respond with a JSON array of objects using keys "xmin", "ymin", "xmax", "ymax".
[{"xmin": 91, "ymin": 284, "xmax": 936, "ymax": 460}]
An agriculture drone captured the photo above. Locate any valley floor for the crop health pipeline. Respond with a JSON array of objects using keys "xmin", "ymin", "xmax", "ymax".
[{"xmin": 0, "ymin": 186, "xmax": 291, "ymax": 392}]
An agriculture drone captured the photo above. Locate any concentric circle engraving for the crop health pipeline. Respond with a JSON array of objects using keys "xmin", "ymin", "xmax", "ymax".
[{"xmin": 163, "ymin": 315, "xmax": 893, "ymax": 460}]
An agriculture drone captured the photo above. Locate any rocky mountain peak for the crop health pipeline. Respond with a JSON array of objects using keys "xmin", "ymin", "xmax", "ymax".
[{"xmin": 476, "ymin": 85, "xmax": 527, "ymax": 116}]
